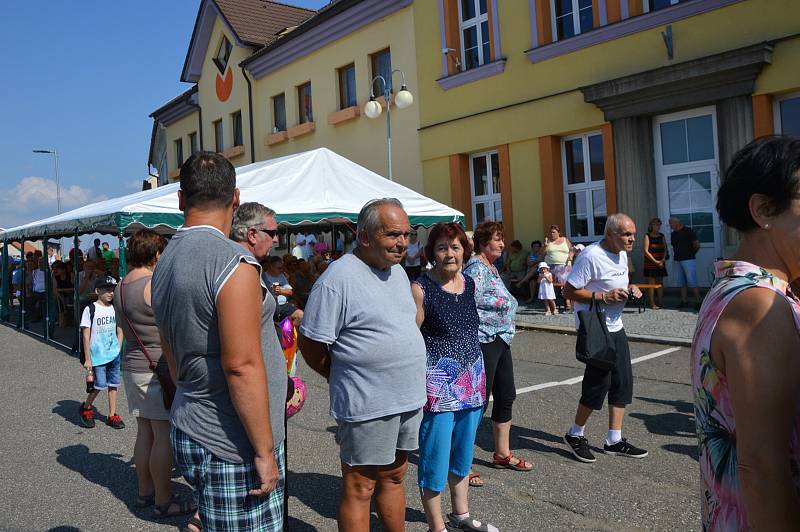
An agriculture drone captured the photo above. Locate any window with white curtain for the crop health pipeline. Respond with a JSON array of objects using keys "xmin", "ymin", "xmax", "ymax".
[
  {"xmin": 562, "ymin": 132, "xmax": 606, "ymax": 240},
  {"xmin": 458, "ymin": 0, "xmax": 490, "ymax": 70},
  {"xmin": 470, "ymin": 151, "xmax": 502, "ymax": 227}
]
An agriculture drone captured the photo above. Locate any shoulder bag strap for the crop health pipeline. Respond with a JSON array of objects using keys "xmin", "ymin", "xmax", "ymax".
[{"xmin": 118, "ymin": 281, "xmax": 157, "ymax": 371}]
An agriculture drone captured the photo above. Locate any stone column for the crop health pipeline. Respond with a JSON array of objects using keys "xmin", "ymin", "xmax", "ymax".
[
  {"xmin": 612, "ymin": 116, "xmax": 657, "ymax": 283},
  {"xmin": 716, "ymin": 95, "xmax": 754, "ymax": 256}
]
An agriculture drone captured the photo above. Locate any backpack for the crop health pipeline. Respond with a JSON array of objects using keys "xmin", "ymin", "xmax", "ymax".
[{"xmin": 78, "ymin": 303, "xmax": 96, "ymax": 366}]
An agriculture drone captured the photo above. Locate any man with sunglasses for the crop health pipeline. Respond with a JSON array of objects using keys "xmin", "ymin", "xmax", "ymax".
[
  {"xmin": 562, "ymin": 213, "xmax": 648, "ymax": 463},
  {"xmin": 152, "ymin": 154, "xmax": 286, "ymax": 531}
]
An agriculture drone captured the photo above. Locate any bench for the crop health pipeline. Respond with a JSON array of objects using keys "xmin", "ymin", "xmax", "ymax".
[{"xmin": 552, "ymin": 282, "xmax": 662, "ymax": 313}]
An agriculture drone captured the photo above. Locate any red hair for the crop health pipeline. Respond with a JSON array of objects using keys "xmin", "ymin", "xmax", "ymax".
[{"xmin": 425, "ymin": 222, "xmax": 472, "ymax": 265}]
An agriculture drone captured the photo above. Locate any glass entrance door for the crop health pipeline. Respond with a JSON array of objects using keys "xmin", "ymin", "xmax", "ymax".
[{"xmin": 654, "ymin": 107, "xmax": 721, "ymax": 287}]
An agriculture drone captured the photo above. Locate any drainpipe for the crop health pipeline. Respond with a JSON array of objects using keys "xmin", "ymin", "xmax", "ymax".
[{"xmin": 241, "ymin": 65, "xmax": 256, "ymax": 163}]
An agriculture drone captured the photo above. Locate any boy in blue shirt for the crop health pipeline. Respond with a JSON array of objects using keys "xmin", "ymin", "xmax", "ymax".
[{"xmin": 78, "ymin": 276, "xmax": 125, "ymax": 429}]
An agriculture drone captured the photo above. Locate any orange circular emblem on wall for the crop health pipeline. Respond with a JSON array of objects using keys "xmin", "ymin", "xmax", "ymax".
[{"xmin": 216, "ymin": 67, "xmax": 233, "ymax": 102}]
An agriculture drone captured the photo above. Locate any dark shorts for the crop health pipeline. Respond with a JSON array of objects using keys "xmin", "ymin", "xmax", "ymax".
[{"xmin": 579, "ymin": 329, "xmax": 633, "ymax": 410}]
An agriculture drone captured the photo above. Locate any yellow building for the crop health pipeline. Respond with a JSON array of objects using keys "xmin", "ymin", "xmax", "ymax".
[
  {"xmin": 149, "ymin": 0, "xmax": 423, "ymax": 192},
  {"xmin": 414, "ymin": 0, "xmax": 800, "ymax": 285}
]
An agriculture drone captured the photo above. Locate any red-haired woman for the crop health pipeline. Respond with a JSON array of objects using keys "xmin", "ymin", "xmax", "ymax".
[
  {"xmin": 411, "ymin": 222, "xmax": 496, "ymax": 532},
  {"xmin": 463, "ymin": 221, "xmax": 532, "ymax": 487}
]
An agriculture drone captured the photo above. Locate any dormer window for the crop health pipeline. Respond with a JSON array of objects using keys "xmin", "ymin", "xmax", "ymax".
[{"xmin": 213, "ymin": 36, "xmax": 232, "ymax": 73}]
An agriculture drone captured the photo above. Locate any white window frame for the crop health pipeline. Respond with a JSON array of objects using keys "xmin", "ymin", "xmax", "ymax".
[
  {"xmin": 457, "ymin": 0, "xmax": 490, "ymax": 70},
  {"xmin": 643, "ymin": 0, "xmax": 681, "ymax": 14},
  {"xmin": 550, "ymin": 0, "xmax": 593, "ymax": 42},
  {"xmin": 469, "ymin": 150, "xmax": 502, "ymax": 228},
  {"xmin": 773, "ymin": 91, "xmax": 800, "ymax": 134},
  {"xmin": 561, "ymin": 131, "xmax": 606, "ymax": 241}
]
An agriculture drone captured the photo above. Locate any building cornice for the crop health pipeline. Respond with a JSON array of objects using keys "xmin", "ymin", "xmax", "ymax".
[
  {"xmin": 581, "ymin": 42, "xmax": 774, "ymax": 121},
  {"xmin": 149, "ymin": 86, "xmax": 199, "ymax": 126},
  {"xmin": 241, "ymin": 0, "xmax": 411, "ymax": 80}
]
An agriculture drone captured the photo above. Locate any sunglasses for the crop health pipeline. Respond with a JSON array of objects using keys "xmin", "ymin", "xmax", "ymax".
[{"xmin": 254, "ymin": 228, "xmax": 279, "ymax": 238}]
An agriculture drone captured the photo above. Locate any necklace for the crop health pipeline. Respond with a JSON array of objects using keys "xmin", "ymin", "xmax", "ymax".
[{"xmin": 430, "ymin": 271, "xmax": 463, "ymax": 302}]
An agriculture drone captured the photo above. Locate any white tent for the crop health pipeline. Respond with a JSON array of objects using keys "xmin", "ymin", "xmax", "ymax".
[{"xmin": 1, "ymin": 148, "xmax": 463, "ymax": 240}]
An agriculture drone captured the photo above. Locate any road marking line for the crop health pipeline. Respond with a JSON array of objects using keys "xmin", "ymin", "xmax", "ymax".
[{"xmin": 490, "ymin": 346, "xmax": 683, "ymax": 400}]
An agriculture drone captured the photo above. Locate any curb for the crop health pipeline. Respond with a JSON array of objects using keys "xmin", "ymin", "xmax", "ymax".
[{"xmin": 515, "ymin": 321, "xmax": 692, "ymax": 347}]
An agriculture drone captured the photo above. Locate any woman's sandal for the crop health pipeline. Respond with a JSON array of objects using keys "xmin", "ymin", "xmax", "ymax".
[
  {"xmin": 468, "ymin": 471, "xmax": 484, "ymax": 487},
  {"xmin": 134, "ymin": 493, "xmax": 155, "ymax": 508},
  {"xmin": 153, "ymin": 498, "xmax": 197, "ymax": 519},
  {"xmin": 492, "ymin": 452, "xmax": 533, "ymax": 471},
  {"xmin": 180, "ymin": 516, "xmax": 203, "ymax": 532}
]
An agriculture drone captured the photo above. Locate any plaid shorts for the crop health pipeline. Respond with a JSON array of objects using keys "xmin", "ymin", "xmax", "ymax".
[{"xmin": 172, "ymin": 426, "xmax": 285, "ymax": 532}]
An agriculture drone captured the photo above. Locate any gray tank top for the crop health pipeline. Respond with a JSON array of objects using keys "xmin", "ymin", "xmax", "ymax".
[
  {"xmin": 114, "ymin": 275, "xmax": 162, "ymax": 373},
  {"xmin": 152, "ymin": 226, "xmax": 287, "ymax": 463}
]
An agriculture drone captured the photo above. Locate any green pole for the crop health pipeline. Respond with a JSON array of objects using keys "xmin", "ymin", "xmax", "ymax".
[
  {"xmin": 19, "ymin": 238, "xmax": 26, "ymax": 329},
  {"xmin": 43, "ymin": 234, "xmax": 51, "ymax": 342},
  {"xmin": 117, "ymin": 234, "xmax": 127, "ymax": 278},
  {"xmin": 0, "ymin": 237, "xmax": 8, "ymax": 322},
  {"xmin": 73, "ymin": 230, "xmax": 80, "ymax": 354}
]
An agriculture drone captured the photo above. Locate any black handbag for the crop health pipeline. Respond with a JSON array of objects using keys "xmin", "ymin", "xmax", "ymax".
[{"xmin": 575, "ymin": 293, "xmax": 617, "ymax": 371}]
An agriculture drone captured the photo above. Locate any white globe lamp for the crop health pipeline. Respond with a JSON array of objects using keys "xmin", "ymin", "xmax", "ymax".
[
  {"xmin": 364, "ymin": 98, "xmax": 383, "ymax": 119},
  {"xmin": 395, "ymin": 85, "xmax": 413, "ymax": 109}
]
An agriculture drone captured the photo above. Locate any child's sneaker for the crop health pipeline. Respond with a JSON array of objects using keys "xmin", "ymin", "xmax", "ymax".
[
  {"xmin": 79, "ymin": 403, "xmax": 95, "ymax": 428},
  {"xmin": 107, "ymin": 414, "xmax": 125, "ymax": 429}
]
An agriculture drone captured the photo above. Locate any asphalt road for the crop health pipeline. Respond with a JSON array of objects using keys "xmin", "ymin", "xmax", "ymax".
[{"xmin": 0, "ymin": 323, "xmax": 700, "ymax": 531}]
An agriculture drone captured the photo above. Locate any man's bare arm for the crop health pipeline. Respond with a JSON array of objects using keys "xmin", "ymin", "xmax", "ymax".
[
  {"xmin": 218, "ymin": 263, "xmax": 277, "ymax": 495},
  {"xmin": 298, "ymin": 334, "xmax": 331, "ymax": 380}
]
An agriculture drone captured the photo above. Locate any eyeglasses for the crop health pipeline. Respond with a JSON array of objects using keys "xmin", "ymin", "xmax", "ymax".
[{"xmin": 253, "ymin": 227, "xmax": 278, "ymax": 238}]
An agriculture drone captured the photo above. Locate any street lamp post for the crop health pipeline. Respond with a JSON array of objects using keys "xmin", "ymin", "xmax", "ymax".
[
  {"xmin": 363, "ymin": 69, "xmax": 414, "ymax": 181},
  {"xmin": 33, "ymin": 149, "xmax": 61, "ymax": 214}
]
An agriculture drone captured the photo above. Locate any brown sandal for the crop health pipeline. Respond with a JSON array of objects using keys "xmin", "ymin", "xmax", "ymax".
[
  {"xmin": 468, "ymin": 471, "xmax": 484, "ymax": 487},
  {"xmin": 492, "ymin": 452, "xmax": 533, "ymax": 471}
]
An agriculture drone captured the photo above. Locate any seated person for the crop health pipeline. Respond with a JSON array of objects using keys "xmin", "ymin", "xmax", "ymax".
[
  {"xmin": 263, "ymin": 256, "xmax": 303, "ymax": 328},
  {"xmin": 501, "ymin": 240, "xmax": 528, "ymax": 287}
]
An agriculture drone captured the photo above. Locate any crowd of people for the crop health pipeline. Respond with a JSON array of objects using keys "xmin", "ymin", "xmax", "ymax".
[{"xmin": 20, "ymin": 136, "xmax": 800, "ymax": 531}]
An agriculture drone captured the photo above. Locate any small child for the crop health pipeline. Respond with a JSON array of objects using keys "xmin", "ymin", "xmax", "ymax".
[
  {"xmin": 538, "ymin": 262, "xmax": 557, "ymax": 316},
  {"xmin": 78, "ymin": 276, "xmax": 125, "ymax": 429}
]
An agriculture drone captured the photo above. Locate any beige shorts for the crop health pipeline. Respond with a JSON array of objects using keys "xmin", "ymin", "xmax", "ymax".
[{"xmin": 123, "ymin": 370, "xmax": 170, "ymax": 420}]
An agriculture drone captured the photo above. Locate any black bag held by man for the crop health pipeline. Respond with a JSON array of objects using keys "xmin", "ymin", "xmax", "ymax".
[{"xmin": 576, "ymin": 293, "xmax": 617, "ymax": 371}]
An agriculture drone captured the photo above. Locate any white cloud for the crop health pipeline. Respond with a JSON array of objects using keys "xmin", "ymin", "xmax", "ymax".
[
  {"xmin": 125, "ymin": 179, "xmax": 143, "ymax": 191},
  {"xmin": 12, "ymin": 176, "xmax": 97, "ymax": 208},
  {"xmin": 0, "ymin": 176, "xmax": 107, "ymax": 229}
]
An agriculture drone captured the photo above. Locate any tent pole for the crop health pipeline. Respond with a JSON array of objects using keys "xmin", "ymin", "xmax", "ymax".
[
  {"xmin": 118, "ymin": 234, "xmax": 127, "ymax": 278},
  {"xmin": 43, "ymin": 233, "xmax": 51, "ymax": 342},
  {"xmin": 19, "ymin": 238, "xmax": 26, "ymax": 329},
  {"xmin": 0, "ymin": 237, "xmax": 8, "ymax": 322},
  {"xmin": 73, "ymin": 230, "xmax": 80, "ymax": 354}
]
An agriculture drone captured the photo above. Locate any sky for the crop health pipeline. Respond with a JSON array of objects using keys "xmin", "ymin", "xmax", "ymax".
[{"xmin": 0, "ymin": 0, "xmax": 330, "ymax": 231}]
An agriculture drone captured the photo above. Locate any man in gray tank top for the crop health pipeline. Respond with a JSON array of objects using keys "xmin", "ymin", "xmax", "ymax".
[
  {"xmin": 152, "ymin": 152, "xmax": 285, "ymax": 531},
  {"xmin": 299, "ymin": 198, "xmax": 427, "ymax": 532}
]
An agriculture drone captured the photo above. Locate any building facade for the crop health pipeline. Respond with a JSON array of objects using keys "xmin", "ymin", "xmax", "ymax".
[
  {"xmin": 149, "ymin": 0, "xmax": 423, "ymax": 192},
  {"xmin": 414, "ymin": 0, "xmax": 800, "ymax": 285}
]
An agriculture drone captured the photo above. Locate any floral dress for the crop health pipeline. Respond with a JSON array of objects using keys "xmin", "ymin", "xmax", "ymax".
[
  {"xmin": 463, "ymin": 256, "xmax": 518, "ymax": 346},
  {"xmin": 692, "ymin": 260, "xmax": 800, "ymax": 531}
]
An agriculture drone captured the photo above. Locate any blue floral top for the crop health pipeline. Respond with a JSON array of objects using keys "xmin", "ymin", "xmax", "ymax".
[
  {"xmin": 415, "ymin": 273, "xmax": 486, "ymax": 412},
  {"xmin": 463, "ymin": 256, "xmax": 518, "ymax": 346}
]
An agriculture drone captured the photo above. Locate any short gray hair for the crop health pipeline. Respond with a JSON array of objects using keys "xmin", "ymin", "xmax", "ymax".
[
  {"xmin": 356, "ymin": 198, "xmax": 404, "ymax": 240},
  {"xmin": 604, "ymin": 213, "xmax": 633, "ymax": 236},
  {"xmin": 230, "ymin": 202, "xmax": 276, "ymax": 242}
]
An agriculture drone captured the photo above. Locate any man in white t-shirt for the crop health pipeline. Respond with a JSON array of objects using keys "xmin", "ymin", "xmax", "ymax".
[
  {"xmin": 562, "ymin": 213, "xmax": 648, "ymax": 463},
  {"xmin": 292, "ymin": 236, "xmax": 306, "ymax": 260}
]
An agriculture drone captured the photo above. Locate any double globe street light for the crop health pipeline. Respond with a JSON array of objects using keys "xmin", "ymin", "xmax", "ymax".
[{"xmin": 363, "ymin": 69, "xmax": 413, "ymax": 182}]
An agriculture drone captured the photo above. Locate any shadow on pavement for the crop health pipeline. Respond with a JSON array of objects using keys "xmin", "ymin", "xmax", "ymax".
[
  {"xmin": 55, "ymin": 444, "xmax": 193, "ymax": 525},
  {"xmin": 630, "ymin": 396, "xmax": 695, "ymax": 439},
  {"xmin": 662, "ymin": 443, "xmax": 699, "ymax": 461},
  {"xmin": 47, "ymin": 528, "xmax": 80, "ymax": 532},
  {"xmin": 474, "ymin": 418, "xmax": 574, "ymax": 461},
  {"xmin": 53, "ymin": 399, "xmax": 99, "ymax": 428}
]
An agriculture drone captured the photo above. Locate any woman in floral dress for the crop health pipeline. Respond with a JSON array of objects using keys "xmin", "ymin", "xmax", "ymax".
[{"xmin": 692, "ymin": 136, "xmax": 800, "ymax": 530}]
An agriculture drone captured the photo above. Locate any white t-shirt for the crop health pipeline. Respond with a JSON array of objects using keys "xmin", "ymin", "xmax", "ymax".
[
  {"xmin": 264, "ymin": 272, "xmax": 292, "ymax": 305},
  {"xmin": 80, "ymin": 302, "xmax": 120, "ymax": 366},
  {"xmin": 566, "ymin": 242, "xmax": 629, "ymax": 332},
  {"xmin": 404, "ymin": 241, "xmax": 422, "ymax": 267}
]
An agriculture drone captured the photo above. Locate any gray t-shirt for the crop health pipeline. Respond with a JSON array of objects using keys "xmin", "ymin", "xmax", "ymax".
[
  {"xmin": 299, "ymin": 252, "xmax": 426, "ymax": 422},
  {"xmin": 152, "ymin": 226, "xmax": 287, "ymax": 463}
]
